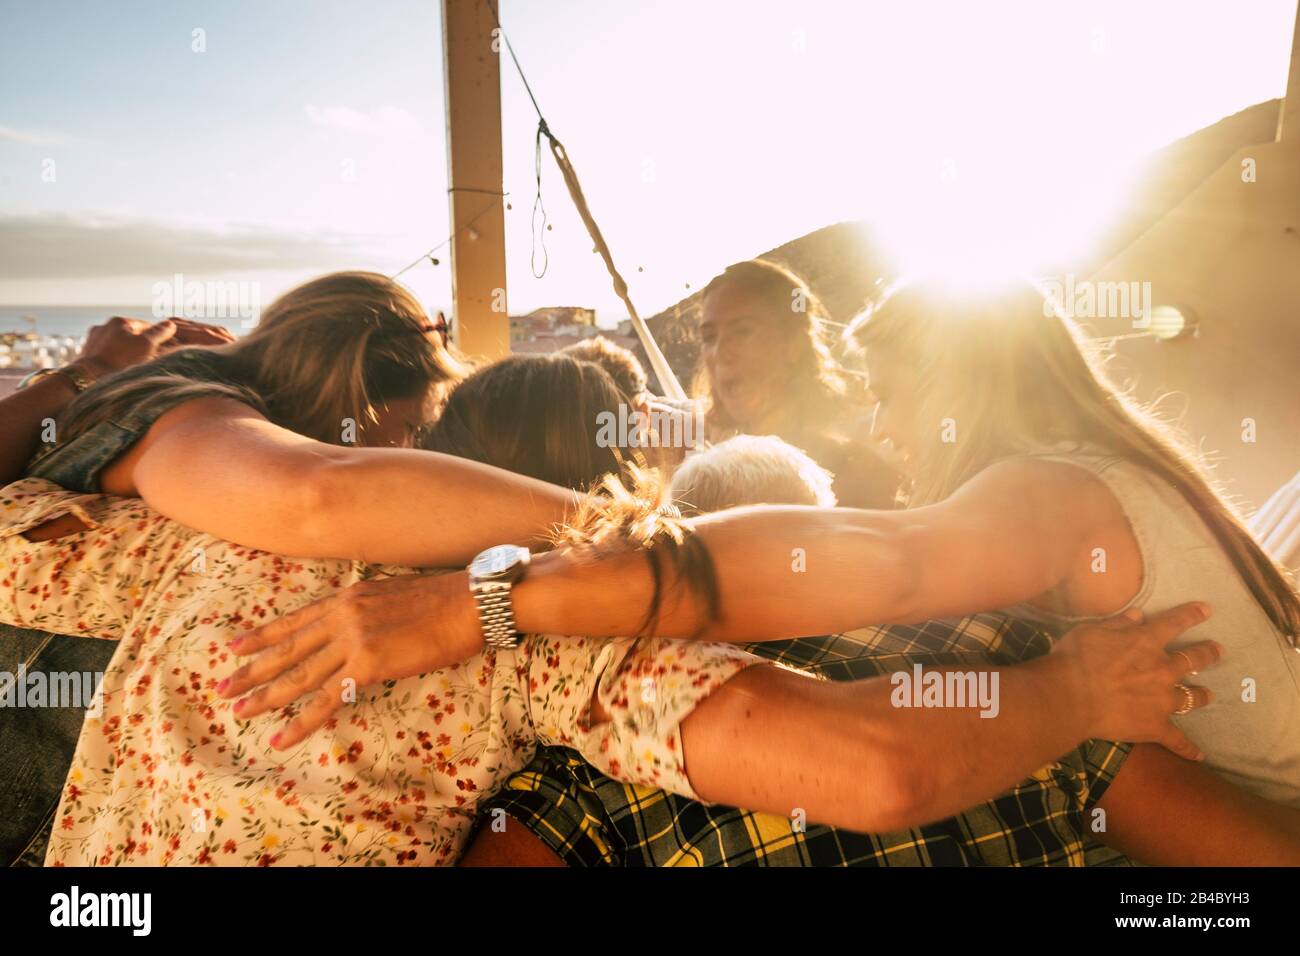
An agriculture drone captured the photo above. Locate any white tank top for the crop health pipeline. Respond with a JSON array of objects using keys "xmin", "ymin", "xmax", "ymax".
[{"xmin": 1003, "ymin": 450, "xmax": 1300, "ymax": 809}]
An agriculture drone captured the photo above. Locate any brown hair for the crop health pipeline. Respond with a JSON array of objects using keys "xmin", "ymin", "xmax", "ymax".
[
  {"xmin": 420, "ymin": 352, "xmax": 719, "ymax": 636},
  {"xmin": 560, "ymin": 336, "xmax": 649, "ymax": 401},
  {"xmin": 57, "ymin": 271, "xmax": 466, "ymax": 447},
  {"xmin": 419, "ymin": 353, "xmax": 627, "ymax": 490},
  {"xmin": 697, "ymin": 259, "xmax": 846, "ymax": 437}
]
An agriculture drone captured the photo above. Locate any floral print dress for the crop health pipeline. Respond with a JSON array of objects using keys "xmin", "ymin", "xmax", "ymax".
[{"xmin": 0, "ymin": 479, "xmax": 757, "ymax": 866}]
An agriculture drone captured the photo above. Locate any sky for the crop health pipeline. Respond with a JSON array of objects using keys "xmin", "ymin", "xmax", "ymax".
[{"xmin": 0, "ymin": 0, "xmax": 1296, "ymax": 320}]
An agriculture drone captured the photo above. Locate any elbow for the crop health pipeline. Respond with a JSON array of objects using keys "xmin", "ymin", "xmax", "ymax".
[
  {"xmin": 284, "ymin": 454, "xmax": 359, "ymax": 556},
  {"xmin": 851, "ymin": 742, "xmax": 939, "ymax": 833},
  {"xmin": 824, "ymin": 694, "xmax": 940, "ymax": 834},
  {"xmin": 298, "ymin": 455, "xmax": 340, "ymax": 513}
]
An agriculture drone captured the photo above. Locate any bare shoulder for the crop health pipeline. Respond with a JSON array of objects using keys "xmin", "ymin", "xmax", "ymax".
[
  {"xmin": 950, "ymin": 456, "xmax": 1115, "ymax": 522},
  {"xmin": 150, "ymin": 395, "xmax": 269, "ymax": 432},
  {"xmin": 100, "ymin": 396, "xmax": 269, "ymax": 495},
  {"xmin": 948, "ymin": 456, "xmax": 1142, "ymax": 615},
  {"xmin": 942, "ymin": 457, "xmax": 1132, "ymax": 566}
]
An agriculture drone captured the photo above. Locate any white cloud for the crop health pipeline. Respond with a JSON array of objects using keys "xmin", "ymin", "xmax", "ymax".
[
  {"xmin": 0, "ymin": 212, "xmax": 391, "ymax": 280},
  {"xmin": 0, "ymin": 125, "xmax": 82, "ymax": 147},
  {"xmin": 304, "ymin": 105, "xmax": 427, "ymax": 140}
]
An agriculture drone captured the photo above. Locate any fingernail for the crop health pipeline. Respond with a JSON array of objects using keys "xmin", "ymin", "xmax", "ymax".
[
  {"xmin": 270, "ymin": 732, "xmax": 283, "ymax": 748},
  {"xmin": 232, "ymin": 698, "xmax": 246, "ymax": 715},
  {"xmin": 216, "ymin": 678, "xmax": 230, "ymax": 694},
  {"xmin": 227, "ymin": 638, "xmax": 242, "ymax": 651},
  {"xmin": 1197, "ymin": 603, "xmax": 1212, "ymax": 621}
]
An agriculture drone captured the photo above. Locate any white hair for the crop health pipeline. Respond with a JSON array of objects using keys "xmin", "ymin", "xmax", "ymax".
[{"xmin": 669, "ymin": 435, "xmax": 837, "ymax": 515}]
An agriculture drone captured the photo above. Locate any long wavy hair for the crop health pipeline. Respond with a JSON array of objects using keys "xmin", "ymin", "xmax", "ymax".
[
  {"xmin": 696, "ymin": 259, "xmax": 848, "ymax": 440},
  {"xmin": 850, "ymin": 277, "xmax": 1300, "ymax": 642},
  {"xmin": 56, "ymin": 271, "xmax": 467, "ymax": 447}
]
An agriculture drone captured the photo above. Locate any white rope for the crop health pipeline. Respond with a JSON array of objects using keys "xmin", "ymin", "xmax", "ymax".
[{"xmin": 542, "ymin": 136, "xmax": 686, "ymax": 399}]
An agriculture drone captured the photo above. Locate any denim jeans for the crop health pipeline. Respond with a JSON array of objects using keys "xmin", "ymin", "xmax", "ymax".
[{"xmin": 0, "ymin": 624, "xmax": 115, "ymax": 866}]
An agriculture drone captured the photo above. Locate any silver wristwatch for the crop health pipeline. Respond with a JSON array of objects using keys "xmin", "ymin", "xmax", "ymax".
[{"xmin": 467, "ymin": 545, "xmax": 531, "ymax": 649}]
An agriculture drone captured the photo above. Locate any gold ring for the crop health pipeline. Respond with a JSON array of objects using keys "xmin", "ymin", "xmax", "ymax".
[
  {"xmin": 1175, "ymin": 649, "xmax": 1197, "ymax": 675},
  {"xmin": 1173, "ymin": 682, "xmax": 1196, "ymax": 716}
]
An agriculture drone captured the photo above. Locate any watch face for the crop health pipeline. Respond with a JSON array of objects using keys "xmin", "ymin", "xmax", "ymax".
[{"xmin": 470, "ymin": 544, "xmax": 530, "ymax": 580}]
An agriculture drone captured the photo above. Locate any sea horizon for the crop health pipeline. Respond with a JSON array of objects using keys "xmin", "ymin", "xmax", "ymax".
[
  {"xmin": 0, "ymin": 306, "xmax": 177, "ymax": 340},
  {"xmin": 0, "ymin": 304, "xmax": 630, "ymax": 340}
]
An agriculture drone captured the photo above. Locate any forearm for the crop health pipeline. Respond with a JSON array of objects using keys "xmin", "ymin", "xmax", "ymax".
[
  {"xmin": 1096, "ymin": 743, "xmax": 1300, "ymax": 865},
  {"xmin": 514, "ymin": 506, "xmax": 918, "ymax": 642},
  {"xmin": 878, "ymin": 656, "xmax": 1097, "ymax": 826},
  {"xmin": 680, "ymin": 653, "xmax": 1094, "ymax": 833},
  {"xmin": 511, "ymin": 464, "xmax": 1094, "ymax": 643},
  {"xmin": 0, "ymin": 373, "xmax": 79, "ymax": 485},
  {"xmin": 305, "ymin": 452, "xmax": 582, "ymax": 566}
]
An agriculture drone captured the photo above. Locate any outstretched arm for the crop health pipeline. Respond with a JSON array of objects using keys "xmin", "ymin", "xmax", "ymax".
[
  {"xmin": 205, "ymin": 449, "xmax": 1092, "ymax": 658},
  {"xmin": 225, "ymin": 599, "xmax": 1217, "ymax": 838},
  {"xmin": 675, "ymin": 614, "xmax": 1216, "ymax": 833},
  {"xmin": 102, "ymin": 397, "xmax": 581, "ymax": 567},
  {"xmin": 509, "ymin": 457, "xmax": 1104, "ymax": 641}
]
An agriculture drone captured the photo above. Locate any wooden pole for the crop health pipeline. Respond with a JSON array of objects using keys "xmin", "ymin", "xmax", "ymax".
[{"xmin": 442, "ymin": 0, "xmax": 509, "ymax": 360}]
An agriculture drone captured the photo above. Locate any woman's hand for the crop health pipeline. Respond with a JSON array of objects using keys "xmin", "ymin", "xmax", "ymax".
[
  {"xmin": 0, "ymin": 315, "xmax": 237, "ymax": 486},
  {"xmin": 1052, "ymin": 602, "xmax": 1221, "ymax": 760},
  {"xmin": 218, "ymin": 572, "xmax": 483, "ymax": 749},
  {"xmin": 72, "ymin": 315, "xmax": 235, "ymax": 380}
]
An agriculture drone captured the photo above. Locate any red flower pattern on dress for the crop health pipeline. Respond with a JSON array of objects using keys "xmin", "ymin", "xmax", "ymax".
[{"xmin": 0, "ymin": 479, "xmax": 756, "ymax": 866}]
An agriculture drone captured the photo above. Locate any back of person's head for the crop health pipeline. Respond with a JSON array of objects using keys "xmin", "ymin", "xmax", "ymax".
[
  {"xmin": 419, "ymin": 352, "xmax": 626, "ymax": 491},
  {"xmin": 56, "ymin": 271, "xmax": 466, "ymax": 448},
  {"xmin": 560, "ymin": 336, "xmax": 648, "ymax": 402},
  {"xmin": 237, "ymin": 271, "xmax": 465, "ymax": 442},
  {"xmin": 670, "ymin": 435, "xmax": 837, "ymax": 515},
  {"xmin": 427, "ymin": 353, "xmax": 702, "ymax": 633}
]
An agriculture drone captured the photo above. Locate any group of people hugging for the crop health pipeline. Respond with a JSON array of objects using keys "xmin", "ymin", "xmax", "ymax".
[{"xmin": 0, "ymin": 259, "xmax": 1297, "ymax": 867}]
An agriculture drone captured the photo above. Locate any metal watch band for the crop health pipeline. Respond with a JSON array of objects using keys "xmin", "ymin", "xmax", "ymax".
[{"xmin": 472, "ymin": 580, "xmax": 520, "ymax": 649}]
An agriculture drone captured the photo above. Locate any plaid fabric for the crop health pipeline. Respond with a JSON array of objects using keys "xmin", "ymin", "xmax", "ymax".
[{"xmin": 474, "ymin": 615, "xmax": 1133, "ymax": 866}]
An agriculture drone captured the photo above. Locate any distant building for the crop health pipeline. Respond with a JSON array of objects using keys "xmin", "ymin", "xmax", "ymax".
[
  {"xmin": 0, "ymin": 331, "xmax": 80, "ymax": 370},
  {"xmin": 507, "ymin": 306, "xmax": 639, "ymax": 356},
  {"xmin": 509, "ymin": 306, "xmax": 595, "ymax": 342}
]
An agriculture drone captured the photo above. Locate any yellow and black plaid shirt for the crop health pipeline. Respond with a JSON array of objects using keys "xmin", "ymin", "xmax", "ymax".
[{"xmin": 475, "ymin": 614, "xmax": 1133, "ymax": 866}]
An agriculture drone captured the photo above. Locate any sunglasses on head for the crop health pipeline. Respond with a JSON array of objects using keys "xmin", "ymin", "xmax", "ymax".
[{"xmin": 420, "ymin": 312, "xmax": 451, "ymax": 348}]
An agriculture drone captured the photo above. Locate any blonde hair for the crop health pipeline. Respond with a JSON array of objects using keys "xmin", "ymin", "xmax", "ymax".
[
  {"xmin": 58, "ymin": 272, "xmax": 467, "ymax": 446},
  {"xmin": 670, "ymin": 435, "xmax": 838, "ymax": 515},
  {"xmin": 851, "ymin": 277, "xmax": 1300, "ymax": 642}
]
